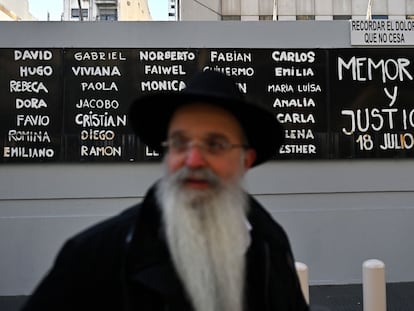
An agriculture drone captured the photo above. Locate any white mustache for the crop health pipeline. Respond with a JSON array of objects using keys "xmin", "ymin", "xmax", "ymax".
[{"xmin": 171, "ymin": 167, "xmax": 221, "ymax": 187}]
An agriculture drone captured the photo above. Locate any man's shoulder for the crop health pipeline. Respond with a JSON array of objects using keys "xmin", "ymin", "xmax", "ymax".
[
  {"xmin": 64, "ymin": 183, "xmax": 159, "ymax": 252},
  {"xmin": 66, "ymin": 203, "xmax": 142, "ymax": 248},
  {"xmin": 248, "ymin": 195, "xmax": 291, "ymax": 249}
]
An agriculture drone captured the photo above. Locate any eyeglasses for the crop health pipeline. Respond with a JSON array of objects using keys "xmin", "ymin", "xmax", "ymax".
[{"xmin": 161, "ymin": 136, "xmax": 248, "ymax": 156}]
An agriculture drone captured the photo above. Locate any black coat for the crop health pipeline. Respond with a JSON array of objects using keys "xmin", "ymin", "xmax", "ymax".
[{"xmin": 22, "ymin": 183, "xmax": 309, "ymax": 311}]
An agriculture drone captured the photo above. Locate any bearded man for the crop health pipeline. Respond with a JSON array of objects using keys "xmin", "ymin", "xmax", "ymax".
[{"xmin": 22, "ymin": 71, "xmax": 309, "ymax": 311}]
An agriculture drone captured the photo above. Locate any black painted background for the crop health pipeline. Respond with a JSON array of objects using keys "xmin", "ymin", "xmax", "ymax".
[{"xmin": 1, "ymin": 48, "xmax": 413, "ymax": 162}]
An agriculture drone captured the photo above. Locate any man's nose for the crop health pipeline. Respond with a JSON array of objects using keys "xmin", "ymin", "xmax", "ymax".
[{"xmin": 185, "ymin": 144, "xmax": 207, "ymax": 168}]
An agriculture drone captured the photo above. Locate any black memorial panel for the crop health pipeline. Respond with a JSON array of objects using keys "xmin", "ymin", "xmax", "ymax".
[{"xmin": 1, "ymin": 47, "xmax": 414, "ymax": 163}]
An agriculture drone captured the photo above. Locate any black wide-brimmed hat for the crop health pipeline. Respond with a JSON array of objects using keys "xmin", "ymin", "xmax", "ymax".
[{"xmin": 129, "ymin": 70, "xmax": 284, "ymax": 166}]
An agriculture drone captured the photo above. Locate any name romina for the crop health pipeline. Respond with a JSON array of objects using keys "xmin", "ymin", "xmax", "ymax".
[{"xmin": 1, "ymin": 47, "xmax": 414, "ymax": 163}]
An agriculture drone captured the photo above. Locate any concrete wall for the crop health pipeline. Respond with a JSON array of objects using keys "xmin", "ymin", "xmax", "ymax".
[{"xmin": 0, "ymin": 21, "xmax": 413, "ymax": 296}]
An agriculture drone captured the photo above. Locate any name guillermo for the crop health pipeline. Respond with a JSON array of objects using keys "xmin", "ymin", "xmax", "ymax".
[{"xmin": 202, "ymin": 66, "xmax": 254, "ymax": 77}]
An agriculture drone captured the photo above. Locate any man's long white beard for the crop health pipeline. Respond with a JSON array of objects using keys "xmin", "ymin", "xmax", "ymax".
[{"xmin": 157, "ymin": 167, "xmax": 250, "ymax": 311}]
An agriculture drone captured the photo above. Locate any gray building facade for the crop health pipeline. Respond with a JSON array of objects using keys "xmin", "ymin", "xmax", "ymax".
[{"xmin": 173, "ymin": 0, "xmax": 414, "ymax": 20}]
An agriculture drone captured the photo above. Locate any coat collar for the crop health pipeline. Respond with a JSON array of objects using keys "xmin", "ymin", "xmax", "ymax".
[{"xmin": 126, "ymin": 183, "xmax": 189, "ymax": 303}]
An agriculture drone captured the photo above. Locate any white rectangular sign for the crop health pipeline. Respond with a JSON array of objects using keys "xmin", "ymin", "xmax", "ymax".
[{"xmin": 350, "ymin": 19, "xmax": 414, "ymax": 46}]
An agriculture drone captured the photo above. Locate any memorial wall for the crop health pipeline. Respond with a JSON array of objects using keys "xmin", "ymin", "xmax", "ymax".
[
  {"xmin": 1, "ymin": 21, "xmax": 414, "ymax": 293},
  {"xmin": 1, "ymin": 47, "xmax": 414, "ymax": 163}
]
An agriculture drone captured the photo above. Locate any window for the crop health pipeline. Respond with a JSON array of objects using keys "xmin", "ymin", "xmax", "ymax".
[
  {"xmin": 99, "ymin": 14, "xmax": 117, "ymax": 21},
  {"xmin": 297, "ymin": 15, "xmax": 315, "ymax": 20},
  {"xmin": 98, "ymin": 8, "xmax": 117, "ymax": 21},
  {"xmin": 222, "ymin": 15, "xmax": 241, "ymax": 20},
  {"xmin": 71, "ymin": 8, "xmax": 88, "ymax": 19},
  {"xmin": 259, "ymin": 15, "xmax": 273, "ymax": 20},
  {"xmin": 333, "ymin": 15, "xmax": 351, "ymax": 20},
  {"xmin": 372, "ymin": 15, "xmax": 388, "ymax": 19}
]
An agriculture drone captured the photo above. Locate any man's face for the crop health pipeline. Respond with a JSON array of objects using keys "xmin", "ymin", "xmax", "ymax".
[
  {"xmin": 158, "ymin": 103, "xmax": 255, "ymax": 311},
  {"xmin": 164, "ymin": 103, "xmax": 256, "ymax": 188}
]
